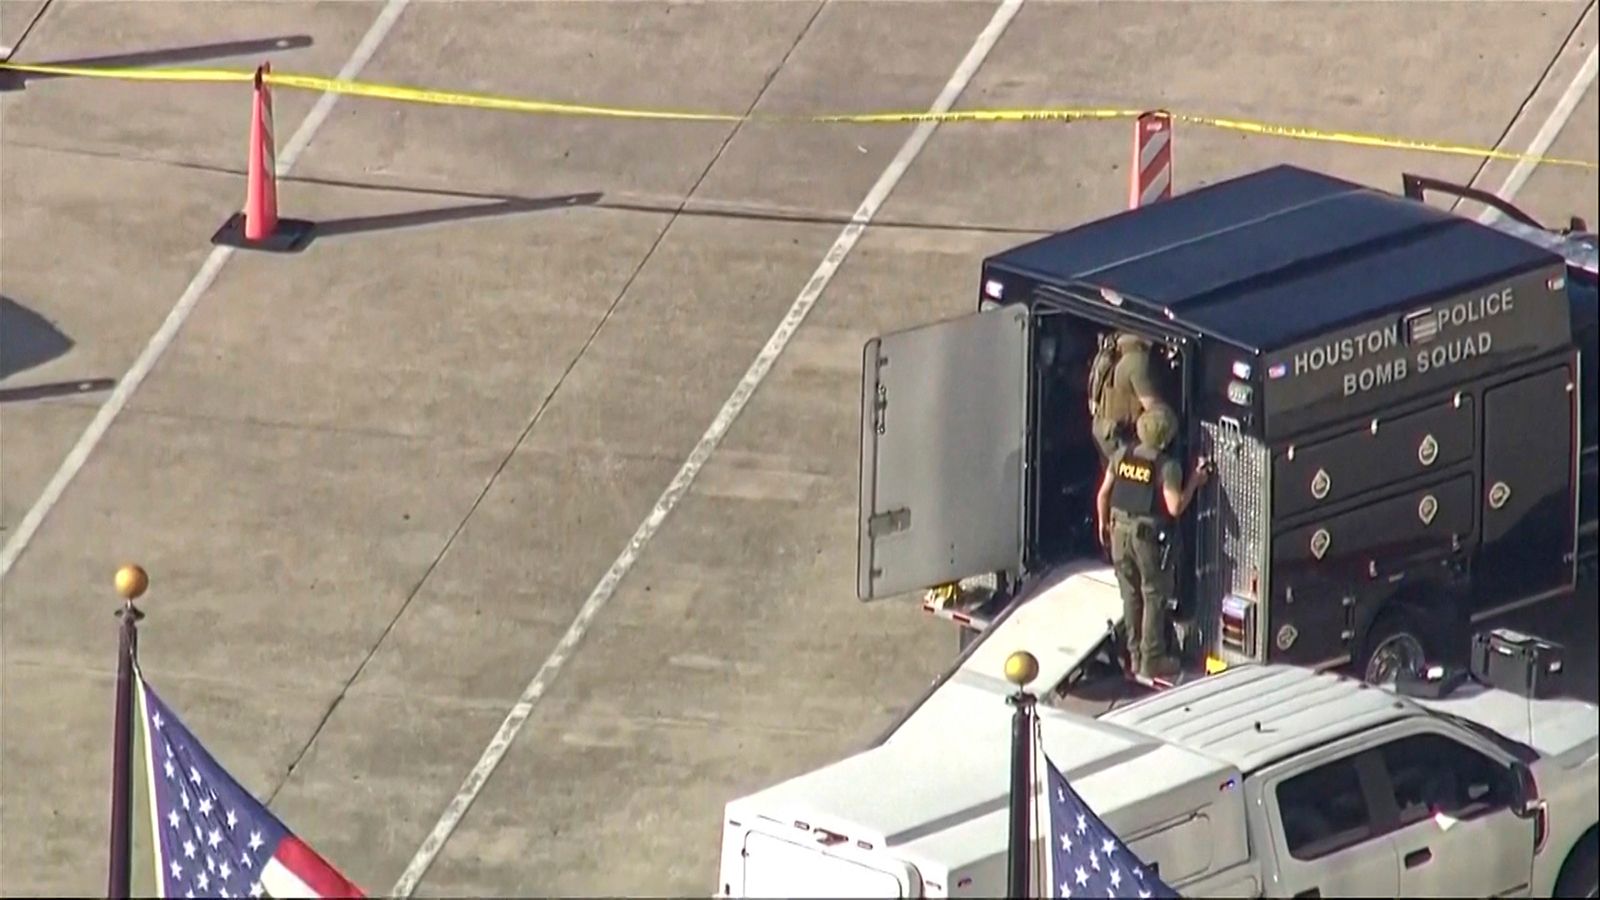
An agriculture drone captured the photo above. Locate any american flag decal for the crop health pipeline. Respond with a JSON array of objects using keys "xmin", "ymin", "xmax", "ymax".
[{"xmin": 1405, "ymin": 309, "xmax": 1438, "ymax": 345}]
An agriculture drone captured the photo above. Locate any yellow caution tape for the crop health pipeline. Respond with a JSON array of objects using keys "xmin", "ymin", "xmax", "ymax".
[
  {"xmin": 3, "ymin": 60, "xmax": 1596, "ymax": 170},
  {"xmin": 0, "ymin": 61, "xmax": 253, "ymax": 84}
]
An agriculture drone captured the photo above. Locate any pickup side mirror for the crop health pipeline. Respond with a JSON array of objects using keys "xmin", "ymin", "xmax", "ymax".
[{"xmin": 1508, "ymin": 761, "xmax": 1546, "ymax": 819}]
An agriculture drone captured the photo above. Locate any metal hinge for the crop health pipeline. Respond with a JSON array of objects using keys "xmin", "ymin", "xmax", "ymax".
[{"xmin": 869, "ymin": 508, "xmax": 911, "ymax": 538}]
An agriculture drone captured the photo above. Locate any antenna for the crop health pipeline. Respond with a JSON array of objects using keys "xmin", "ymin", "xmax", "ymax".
[{"xmin": 1525, "ymin": 676, "xmax": 1535, "ymax": 752}]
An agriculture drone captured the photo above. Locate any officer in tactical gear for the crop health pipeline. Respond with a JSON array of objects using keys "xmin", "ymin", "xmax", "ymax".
[
  {"xmin": 1094, "ymin": 404, "xmax": 1210, "ymax": 681},
  {"xmin": 1088, "ymin": 332, "xmax": 1168, "ymax": 462}
]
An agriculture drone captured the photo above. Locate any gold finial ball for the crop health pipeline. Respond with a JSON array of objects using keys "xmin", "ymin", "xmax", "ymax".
[
  {"xmin": 114, "ymin": 564, "xmax": 149, "ymax": 601},
  {"xmin": 1004, "ymin": 650, "xmax": 1039, "ymax": 687}
]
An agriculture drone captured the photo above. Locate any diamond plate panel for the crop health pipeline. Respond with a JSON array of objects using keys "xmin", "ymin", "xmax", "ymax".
[{"xmin": 1200, "ymin": 419, "xmax": 1272, "ymax": 663}]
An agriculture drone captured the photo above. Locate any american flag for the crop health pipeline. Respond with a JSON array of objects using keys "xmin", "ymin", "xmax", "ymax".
[
  {"xmin": 1045, "ymin": 753, "xmax": 1177, "ymax": 899},
  {"xmin": 132, "ymin": 665, "xmax": 363, "ymax": 899}
]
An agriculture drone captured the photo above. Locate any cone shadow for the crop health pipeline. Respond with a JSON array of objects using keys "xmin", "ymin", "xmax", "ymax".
[
  {"xmin": 0, "ymin": 378, "xmax": 116, "ymax": 404},
  {"xmin": 311, "ymin": 191, "xmax": 604, "ymax": 240},
  {"xmin": 0, "ymin": 36, "xmax": 314, "ymax": 90}
]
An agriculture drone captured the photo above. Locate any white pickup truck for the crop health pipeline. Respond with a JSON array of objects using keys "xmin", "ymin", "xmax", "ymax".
[{"xmin": 717, "ymin": 562, "xmax": 1600, "ymax": 899}]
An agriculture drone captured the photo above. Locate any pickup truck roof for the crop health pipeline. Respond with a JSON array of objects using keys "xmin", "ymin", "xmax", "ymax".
[
  {"xmin": 1100, "ymin": 664, "xmax": 1416, "ymax": 772},
  {"xmin": 983, "ymin": 164, "xmax": 1563, "ymax": 355}
]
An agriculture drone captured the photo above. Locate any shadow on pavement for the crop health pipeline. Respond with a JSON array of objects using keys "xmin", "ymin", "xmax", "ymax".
[
  {"xmin": 1, "ymin": 294, "xmax": 70, "ymax": 380},
  {"xmin": 0, "ymin": 295, "xmax": 115, "ymax": 404},
  {"xmin": 0, "ymin": 35, "xmax": 313, "ymax": 90},
  {"xmin": 0, "ymin": 143, "xmax": 1058, "ymax": 238},
  {"xmin": 311, "ymin": 191, "xmax": 604, "ymax": 241}
]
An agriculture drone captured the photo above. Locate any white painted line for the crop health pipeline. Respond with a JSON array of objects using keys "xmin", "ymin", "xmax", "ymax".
[
  {"xmin": 388, "ymin": 0, "xmax": 1027, "ymax": 894},
  {"xmin": 0, "ymin": 0, "xmax": 412, "ymax": 581},
  {"xmin": 1481, "ymin": 43, "xmax": 1598, "ymax": 222}
]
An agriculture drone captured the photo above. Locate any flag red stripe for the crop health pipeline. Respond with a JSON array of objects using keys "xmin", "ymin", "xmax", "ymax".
[{"xmin": 274, "ymin": 835, "xmax": 364, "ymax": 898}]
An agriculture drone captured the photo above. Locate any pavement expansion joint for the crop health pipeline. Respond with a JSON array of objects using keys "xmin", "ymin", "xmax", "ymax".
[{"xmin": 117, "ymin": 403, "xmax": 503, "ymax": 450}]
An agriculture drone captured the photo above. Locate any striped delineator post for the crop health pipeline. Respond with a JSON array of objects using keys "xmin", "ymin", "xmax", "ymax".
[{"xmin": 1130, "ymin": 110, "xmax": 1173, "ymax": 208}]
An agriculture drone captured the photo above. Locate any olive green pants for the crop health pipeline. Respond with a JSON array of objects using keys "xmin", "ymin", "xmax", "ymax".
[{"xmin": 1109, "ymin": 513, "xmax": 1173, "ymax": 668}]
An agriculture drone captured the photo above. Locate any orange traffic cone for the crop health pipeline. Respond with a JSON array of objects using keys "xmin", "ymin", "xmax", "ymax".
[{"xmin": 212, "ymin": 62, "xmax": 314, "ymax": 251}]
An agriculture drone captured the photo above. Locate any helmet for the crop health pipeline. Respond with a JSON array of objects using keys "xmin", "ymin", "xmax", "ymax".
[{"xmin": 1135, "ymin": 404, "xmax": 1178, "ymax": 450}]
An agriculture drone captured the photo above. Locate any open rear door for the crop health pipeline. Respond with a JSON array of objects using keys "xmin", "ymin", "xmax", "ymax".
[{"xmin": 857, "ymin": 304, "xmax": 1032, "ymax": 601}]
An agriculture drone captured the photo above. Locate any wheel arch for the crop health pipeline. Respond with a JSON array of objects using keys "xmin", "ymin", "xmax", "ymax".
[
  {"xmin": 1352, "ymin": 581, "xmax": 1467, "ymax": 682},
  {"xmin": 1551, "ymin": 822, "xmax": 1599, "ymax": 898}
]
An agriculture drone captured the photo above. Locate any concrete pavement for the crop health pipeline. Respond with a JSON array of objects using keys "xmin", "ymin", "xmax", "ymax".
[{"xmin": 1, "ymin": 1, "xmax": 1595, "ymax": 895}]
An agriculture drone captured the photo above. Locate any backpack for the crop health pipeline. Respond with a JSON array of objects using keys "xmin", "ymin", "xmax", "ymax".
[{"xmin": 1087, "ymin": 333, "xmax": 1120, "ymax": 418}]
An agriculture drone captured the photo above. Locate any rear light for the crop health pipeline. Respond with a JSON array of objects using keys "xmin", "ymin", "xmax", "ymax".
[{"xmin": 1221, "ymin": 594, "xmax": 1257, "ymax": 656}]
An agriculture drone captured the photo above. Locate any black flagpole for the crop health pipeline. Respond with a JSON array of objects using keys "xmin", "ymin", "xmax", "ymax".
[
  {"xmin": 108, "ymin": 564, "xmax": 148, "ymax": 900},
  {"xmin": 1004, "ymin": 651, "xmax": 1040, "ymax": 899}
]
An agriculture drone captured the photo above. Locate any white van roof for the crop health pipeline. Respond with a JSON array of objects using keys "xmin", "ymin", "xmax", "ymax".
[{"xmin": 729, "ymin": 670, "xmax": 1240, "ymax": 879}]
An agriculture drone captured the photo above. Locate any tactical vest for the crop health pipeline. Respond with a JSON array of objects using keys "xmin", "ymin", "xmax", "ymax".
[
  {"xmin": 1087, "ymin": 335, "xmax": 1120, "ymax": 419},
  {"xmin": 1109, "ymin": 447, "xmax": 1167, "ymax": 520}
]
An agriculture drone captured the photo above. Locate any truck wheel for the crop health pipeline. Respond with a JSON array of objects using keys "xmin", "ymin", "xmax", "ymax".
[
  {"xmin": 1555, "ymin": 830, "xmax": 1598, "ymax": 899},
  {"xmin": 1358, "ymin": 606, "xmax": 1432, "ymax": 685}
]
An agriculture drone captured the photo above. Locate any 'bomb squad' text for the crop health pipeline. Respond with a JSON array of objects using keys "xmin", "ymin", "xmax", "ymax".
[{"xmin": 1291, "ymin": 286, "xmax": 1517, "ymax": 398}]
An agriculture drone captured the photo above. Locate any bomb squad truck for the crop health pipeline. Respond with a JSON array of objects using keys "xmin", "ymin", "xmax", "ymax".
[
  {"xmin": 717, "ymin": 164, "xmax": 1599, "ymax": 898},
  {"xmin": 859, "ymin": 164, "xmax": 1597, "ymax": 687}
]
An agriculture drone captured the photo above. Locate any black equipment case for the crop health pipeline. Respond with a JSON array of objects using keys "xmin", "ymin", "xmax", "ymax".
[{"xmin": 1471, "ymin": 628, "xmax": 1566, "ymax": 699}]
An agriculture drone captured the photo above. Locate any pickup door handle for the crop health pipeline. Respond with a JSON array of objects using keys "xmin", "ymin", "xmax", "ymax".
[{"xmin": 1404, "ymin": 847, "xmax": 1433, "ymax": 868}]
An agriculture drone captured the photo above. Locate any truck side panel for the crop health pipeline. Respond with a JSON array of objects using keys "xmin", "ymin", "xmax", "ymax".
[
  {"xmin": 1271, "ymin": 397, "xmax": 1475, "ymax": 521},
  {"xmin": 1259, "ymin": 264, "xmax": 1571, "ymax": 442},
  {"xmin": 1473, "ymin": 361, "xmax": 1579, "ymax": 610},
  {"xmin": 1270, "ymin": 472, "xmax": 1476, "ymax": 666}
]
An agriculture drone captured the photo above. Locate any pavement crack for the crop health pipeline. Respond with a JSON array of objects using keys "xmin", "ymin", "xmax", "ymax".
[
  {"xmin": 5, "ymin": 140, "xmax": 1051, "ymax": 236},
  {"xmin": 117, "ymin": 403, "xmax": 492, "ymax": 449},
  {"xmin": 0, "ymin": 0, "xmax": 56, "ymax": 61},
  {"xmin": 262, "ymin": 0, "xmax": 831, "ymax": 806}
]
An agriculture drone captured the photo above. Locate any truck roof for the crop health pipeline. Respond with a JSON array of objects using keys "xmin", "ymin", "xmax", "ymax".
[
  {"xmin": 984, "ymin": 164, "xmax": 1563, "ymax": 354},
  {"xmin": 1100, "ymin": 663, "xmax": 1414, "ymax": 773}
]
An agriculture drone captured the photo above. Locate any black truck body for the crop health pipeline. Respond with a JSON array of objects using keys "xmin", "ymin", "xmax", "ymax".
[{"xmin": 856, "ymin": 164, "xmax": 1597, "ymax": 679}]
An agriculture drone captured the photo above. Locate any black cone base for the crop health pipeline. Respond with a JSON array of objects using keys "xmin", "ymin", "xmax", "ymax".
[{"xmin": 211, "ymin": 213, "xmax": 315, "ymax": 253}]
